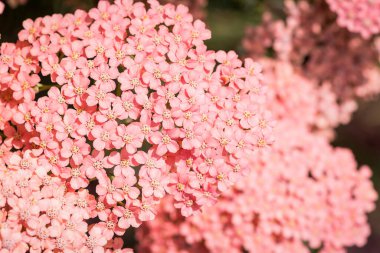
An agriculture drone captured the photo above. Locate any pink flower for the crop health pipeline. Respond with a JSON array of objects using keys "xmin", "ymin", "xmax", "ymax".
[
  {"xmin": 225, "ymin": 128, "xmax": 252, "ymax": 158},
  {"xmin": 30, "ymin": 34, "xmax": 60, "ymax": 61},
  {"xmin": 34, "ymin": 113, "xmax": 61, "ymax": 140},
  {"xmin": 60, "ymin": 137, "xmax": 90, "ymax": 165},
  {"xmin": 86, "ymin": 85, "xmax": 115, "ymax": 108},
  {"xmin": 32, "ymin": 96, "xmax": 59, "ymax": 119},
  {"xmin": 18, "ymin": 18, "xmax": 42, "ymax": 42},
  {"xmin": 61, "ymin": 40, "xmax": 85, "ymax": 62},
  {"xmin": 215, "ymin": 50, "xmax": 242, "ymax": 68},
  {"xmin": 61, "ymin": 77, "xmax": 91, "ymax": 106},
  {"xmin": 82, "ymin": 150, "xmax": 113, "ymax": 180},
  {"xmin": 91, "ymin": 121, "xmax": 118, "ymax": 151},
  {"xmin": 125, "ymin": 35, "xmax": 155, "ymax": 62},
  {"xmin": 113, "ymin": 174, "xmax": 140, "ymax": 200},
  {"xmin": 138, "ymin": 168, "xmax": 169, "ymax": 198},
  {"xmin": 118, "ymin": 64, "xmax": 146, "ymax": 93},
  {"xmin": 10, "ymin": 72, "xmax": 40, "ymax": 101},
  {"xmin": 209, "ymin": 163, "xmax": 235, "ymax": 192},
  {"xmin": 105, "ymin": 42, "xmax": 129, "ymax": 67},
  {"xmin": 133, "ymin": 149, "xmax": 166, "ymax": 176},
  {"xmin": 97, "ymin": 213, "xmax": 125, "ymax": 240},
  {"xmin": 54, "ymin": 109, "xmax": 78, "ymax": 141},
  {"xmin": 174, "ymin": 194, "xmax": 200, "ymax": 217},
  {"xmin": 84, "ymin": 225, "xmax": 108, "ymax": 253},
  {"xmin": 7, "ymin": 197, "xmax": 40, "ymax": 229},
  {"xmin": 142, "ymin": 61, "xmax": 170, "ymax": 89},
  {"xmin": 165, "ymin": 166, "xmax": 194, "ymax": 200},
  {"xmin": 96, "ymin": 177, "xmax": 124, "ymax": 205},
  {"xmin": 88, "ymin": 0, "xmax": 118, "ymax": 21},
  {"xmin": 180, "ymin": 126, "xmax": 204, "ymax": 150},
  {"xmin": 188, "ymin": 44, "xmax": 215, "ymax": 71},
  {"xmin": 190, "ymin": 20, "xmax": 211, "ymax": 45},
  {"xmin": 60, "ymin": 166, "xmax": 89, "ymax": 190},
  {"xmin": 116, "ymin": 91, "xmax": 142, "ymax": 120},
  {"xmin": 152, "ymin": 101, "xmax": 175, "ymax": 129},
  {"xmin": 235, "ymin": 98, "xmax": 258, "ymax": 129},
  {"xmin": 113, "ymin": 123, "xmax": 144, "ymax": 154},
  {"xmin": 85, "ymin": 37, "xmax": 112, "ymax": 60},
  {"xmin": 41, "ymin": 54, "xmax": 60, "ymax": 77},
  {"xmin": 90, "ymin": 64, "xmax": 119, "ymax": 92},
  {"xmin": 56, "ymin": 58, "xmax": 80, "ymax": 85},
  {"xmin": 113, "ymin": 201, "xmax": 141, "ymax": 229},
  {"xmin": 12, "ymin": 102, "xmax": 35, "ymax": 132},
  {"xmin": 60, "ymin": 214, "xmax": 88, "ymax": 243},
  {"xmin": 97, "ymin": 97, "xmax": 125, "ymax": 123},
  {"xmin": 76, "ymin": 111, "xmax": 96, "ymax": 137},
  {"xmin": 156, "ymin": 82, "xmax": 181, "ymax": 108},
  {"xmin": 14, "ymin": 45, "xmax": 39, "ymax": 73},
  {"xmin": 107, "ymin": 150, "xmax": 137, "ymax": 178},
  {"xmin": 138, "ymin": 197, "xmax": 157, "ymax": 221},
  {"xmin": 4, "ymin": 124, "xmax": 30, "ymax": 150},
  {"xmin": 150, "ymin": 129, "xmax": 180, "ymax": 155},
  {"xmin": 165, "ymin": 3, "xmax": 193, "ymax": 26},
  {"xmin": 0, "ymin": 226, "xmax": 27, "ymax": 252}
]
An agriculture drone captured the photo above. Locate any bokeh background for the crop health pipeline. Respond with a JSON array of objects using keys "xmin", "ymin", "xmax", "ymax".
[{"xmin": 1, "ymin": 0, "xmax": 379, "ymax": 252}]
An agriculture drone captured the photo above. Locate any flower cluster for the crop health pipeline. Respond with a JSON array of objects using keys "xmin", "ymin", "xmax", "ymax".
[
  {"xmin": 243, "ymin": 0, "xmax": 380, "ymax": 122},
  {"xmin": 326, "ymin": 0, "xmax": 380, "ymax": 39},
  {"xmin": 0, "ymin": 0, "xmax": 272, "ymax": 251},
  {"xmin": 136, "ymin": 60, "xmax": 378, "ymax": 253}
]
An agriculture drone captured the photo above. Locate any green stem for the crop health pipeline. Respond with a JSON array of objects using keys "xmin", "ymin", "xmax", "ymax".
[{"xmin": 37, "ymin": 83, "xmax": 59, "ymax": 93}]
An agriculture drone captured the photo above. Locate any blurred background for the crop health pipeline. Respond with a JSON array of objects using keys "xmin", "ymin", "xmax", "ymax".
[{"xmin": 1, "ymin": 0, "xmax": 379, "ymax": 252}]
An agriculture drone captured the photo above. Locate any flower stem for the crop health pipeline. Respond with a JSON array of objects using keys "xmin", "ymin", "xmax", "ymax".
[{"xmin": 36, "ymin": 83, "xmax": 59, "ymax": 93}]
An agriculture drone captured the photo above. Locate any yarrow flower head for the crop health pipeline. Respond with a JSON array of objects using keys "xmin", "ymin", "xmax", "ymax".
[
  {"xmin": 0, "ymin": 0, "xmax": 273, "ymax": 251},
  {"xmin": 326, "ymin": 0, "xmax": 380, "ymax": 39}
]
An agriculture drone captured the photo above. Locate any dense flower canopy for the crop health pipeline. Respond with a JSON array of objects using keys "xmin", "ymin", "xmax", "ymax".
[
  {"xmin": 0, "ymin": 0, "xmax": 272, "ymax": 251},
  {"xmin": 0, "ymin": 0, "xmax": 378, "ymax": 252}
]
